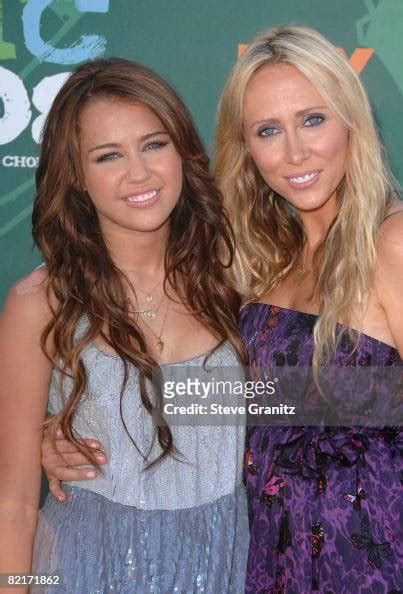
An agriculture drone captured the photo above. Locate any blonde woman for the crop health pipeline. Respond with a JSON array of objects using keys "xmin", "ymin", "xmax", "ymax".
[{"xmin": 215, "ymin": 24, "xmax": 402, "ymax": 593}]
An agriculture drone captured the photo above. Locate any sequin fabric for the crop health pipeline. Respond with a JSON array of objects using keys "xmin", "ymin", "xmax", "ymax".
[{"xmin": 32, "ymin": 319, "xmax": 249, "ymax": 593}]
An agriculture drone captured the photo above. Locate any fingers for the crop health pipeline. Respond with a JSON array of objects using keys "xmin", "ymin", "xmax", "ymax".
[
  {"xmin": 61, "ymin": 451, "xmax": 106, "ymax": 467},
  {"xmin": 54, "ymin": 431, "xmax": 104, "ymax": 456},
  {"xmin": 52, "ymin": 437, "xmax": 102, "ymax": 455},
  {"xmin": 48, "ymin": 472, "xmax": 95, "ymax": 502},
  {"xmin": 51, "ymin": 465, "xmax": 98, "ymax": 483},
  {"xmin": 41, "ymin": 433, "xmax": 62, "ymax": 470},
  {"xmin": 48, "ymin": 464, "xmax": 99, "ymax": 503},
  {"xmin": 80, "ymin": 438, "xmax": 103, "ymax": 451},
  {"xmin": 54, "ymin": 438, "xmax": 81, "ymax": 454},
  {"xmin": 48, "ymin": 478, "xmax": 67, "ymax": 503}
]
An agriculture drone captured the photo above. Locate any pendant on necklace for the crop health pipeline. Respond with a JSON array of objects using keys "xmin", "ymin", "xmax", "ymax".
[
  {"xmin": 134, "ymin": 309, "xmax": 157, "ymax": 320},
  {"xmin": 145, "ymin": 294, "xmax": 153, "ymax": 303},
  {"xmin": 156, "ymin": 339, "xmax": 164, "ymax": 353},
  {"xmin": 295, "ymin": 268, "xmax": 309, "ymax": 283}
]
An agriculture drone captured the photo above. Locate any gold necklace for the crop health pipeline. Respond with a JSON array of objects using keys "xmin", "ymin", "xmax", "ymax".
[
  {"xmin": 140, "ymin": 299, "xmax": 170, "ymax": 354},
  {"xmin": 132, "ymin": 291, "xmax": 165, "ymax": 320},
  {"xmin": 132, "ymin": 278, "xmax": 163, "ymax": 304},
  {"xmin": 295, "ymin": 248, "xmax": 310, "ymax": 283}
]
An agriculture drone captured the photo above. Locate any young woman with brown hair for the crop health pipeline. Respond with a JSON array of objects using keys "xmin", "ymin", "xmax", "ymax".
[{"xmin": 0, "ymin": 58, "xmax": 249, "ymax": 593}]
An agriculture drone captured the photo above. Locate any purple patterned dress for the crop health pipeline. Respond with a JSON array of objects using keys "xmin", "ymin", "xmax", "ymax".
[{"xmin": 240, "ymin": 303, "xmax": 402, "ymax": 594}]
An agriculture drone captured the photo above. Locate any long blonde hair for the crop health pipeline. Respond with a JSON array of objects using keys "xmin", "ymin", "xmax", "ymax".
[{"xmin": 215, "ymin": 24, "xmax": 398, "ymax": 363}]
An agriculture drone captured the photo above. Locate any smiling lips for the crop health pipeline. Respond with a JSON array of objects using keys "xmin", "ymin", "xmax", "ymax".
[
  {"xmin": 121, "ymin": 189, "xmax": 160, "ymax": 207},
  {"xmin": 285, "ymin": 170, "xmax": 320, "ymax": 189}
]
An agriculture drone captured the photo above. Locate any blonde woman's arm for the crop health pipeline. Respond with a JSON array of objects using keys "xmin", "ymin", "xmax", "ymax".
[
  {"xmin": 0, "ymin": 274, "xmax": 52, "ymax": 594},
  {"xmin": 41, "ymin": 426, "xmax": 106, "ymax": 502}
]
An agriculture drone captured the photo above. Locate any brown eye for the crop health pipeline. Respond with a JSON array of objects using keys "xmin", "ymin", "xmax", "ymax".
[
  {"xmin": 96, "ymin": 152, "xmax": 120, "ymax": 163},
  {"xmin": 143, "ymin": 141, "xmax": 169, "ymax": 151}
]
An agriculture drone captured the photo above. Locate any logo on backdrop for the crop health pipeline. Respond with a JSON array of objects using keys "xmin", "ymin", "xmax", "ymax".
[
  {"xmin": 0, "ymin": 0, "xmax": 109, "ymax": 148},
  {"xmin": 0, "ymin": 0, "xmax": 110, "ymax": 238}
]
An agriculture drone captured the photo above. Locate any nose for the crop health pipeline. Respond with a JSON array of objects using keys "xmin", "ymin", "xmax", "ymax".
[
  {"xmin": 125, "ymin": 152, "xmax": 150, "ymax": 183},
  {"xmin": 284, "ymin": 129, "xmax": 310, "ymax": 165}
]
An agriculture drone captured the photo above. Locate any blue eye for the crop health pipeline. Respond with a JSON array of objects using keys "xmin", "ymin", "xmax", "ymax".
[
  {"xmin": 257, "ymin": 126, "xmax": 279, "ymax": 138},
  {"xmin": 304, "ymin": 114, "xmax": 325, "ymax": 127},
  {"xmin": 96, "ymin": 152, "xmax": 120, "ymax": 162}
]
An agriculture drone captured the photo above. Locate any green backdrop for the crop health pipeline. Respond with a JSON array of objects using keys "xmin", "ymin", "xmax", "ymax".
[{"xmin": 1, "ymin": 0, "xmax": 403, "ymax": 305}]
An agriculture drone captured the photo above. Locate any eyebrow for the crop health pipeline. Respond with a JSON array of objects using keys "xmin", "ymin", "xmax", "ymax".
[
  {"xmin": 248, "ymin": 106, "xmax": 328, "ymax": 129},
  {"xmin": 88, "ymin": 130, "xmax": 169, "ymax": 153}
]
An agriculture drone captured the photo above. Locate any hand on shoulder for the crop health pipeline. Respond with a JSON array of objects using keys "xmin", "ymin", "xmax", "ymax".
[
  {"xmin": 376, "ymin": 204, "xmax": 403, "ymax": 356},
  {"xmin": 12, "ymin": 265, "xmax": 48, "ymax": 296},
  {"xmin": 1, "ymin": 266, "xmax": 50, "ymax": 329},
  {"xmin": 0, "ymin": 265, "xmax": 54, "ymax": 361}
]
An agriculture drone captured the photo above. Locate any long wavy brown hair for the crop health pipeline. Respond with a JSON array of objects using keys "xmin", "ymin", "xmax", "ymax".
[{"xmin": 33, "ymin": 58, "xmax": 246, "ymax": 467}]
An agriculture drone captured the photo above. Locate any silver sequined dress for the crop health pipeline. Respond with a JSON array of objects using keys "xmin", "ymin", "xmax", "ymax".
[{"xmin": 32, "ymin": 321, "xmax": 249, "ymax": 594}]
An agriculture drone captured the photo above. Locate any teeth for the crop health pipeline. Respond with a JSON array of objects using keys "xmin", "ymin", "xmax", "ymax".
[
  {"xmin": 126, "ymin": 190, "xmax": 157, "ymax": 202},
  {"xmin": 289, "ymin": 173, "xmax": 317, "ymax": 184}
]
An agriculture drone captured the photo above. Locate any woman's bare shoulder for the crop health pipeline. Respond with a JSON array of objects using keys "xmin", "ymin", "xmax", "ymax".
[
  {"xmin": 374, "ymin": 203, "xmax": 403, "ymax": 356},
  {"xmin": 379, "ymin": 202, "xmax": 403, "ymax": 245},
  {"xmin": 1, "ymin": 266, "xmax": 50, "ymax": 329},
  {"xmin": 13, "ymin": 265, "xmax": 48, "ymax": 296},
  {"xmin": 376, "ymin": 202, "xmax": 403, "ymax": 270}
]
